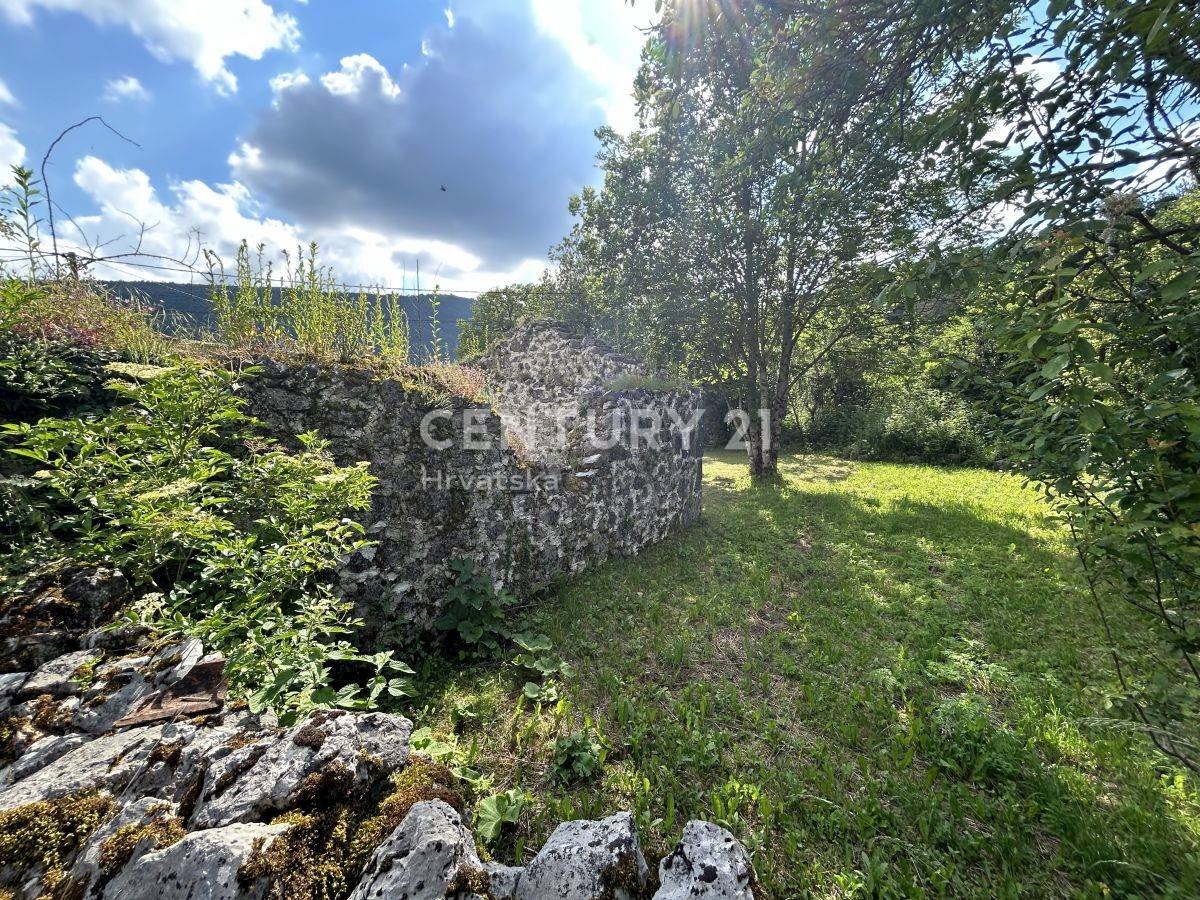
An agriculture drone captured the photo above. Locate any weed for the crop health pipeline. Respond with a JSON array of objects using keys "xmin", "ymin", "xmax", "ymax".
[
  {"xmin": 434, "ymin": 558, "xmax": 516, "ymax": 656},
  {"xmin": 550, "ymin": 730, "xmax": 604, "ymax": 784}
]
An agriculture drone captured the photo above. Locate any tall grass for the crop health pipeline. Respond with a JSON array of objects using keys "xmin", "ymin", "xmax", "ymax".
[
  {"xmin": 0, "ymin": 277, "xmax": 173, "ymax": 364},
  {"xmin": 205, "ymin": 241, "xmax": 413, "ymax": 364}
]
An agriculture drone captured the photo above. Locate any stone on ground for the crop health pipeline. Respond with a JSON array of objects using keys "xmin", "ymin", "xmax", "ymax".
[
  {"xmin": 100, "ymin": 822, "xmax": 291, "ymax": 900},
  {"xmin": 17, "ymin": 649, "xmax": 97, "ymax": 700},
  {"xmin": 189, "ymin": 710, "xmax": 412, "ymax": 828},
  {"xmin": 0, "ymin": 723, "xmax": 164, "ymax": 811},
  {"xmin": 515, "ymin": 811, "xmax": 648, "ymax": 900},
  {"xmin": 349, "ymin": 799, "xmax": 505, "ymax": 899},
  {"xmin": 654, "ymin": 820, "xmax": 759, "ymax": 899}
]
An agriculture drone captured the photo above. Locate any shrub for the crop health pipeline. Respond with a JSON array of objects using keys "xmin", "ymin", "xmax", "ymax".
[
  {"xmin": 971, "ymin": 188, "xmax": 1200, "ymax": 770},
  {"xmin": 2, "ymin": 362, "xmax": 409, "ymax": 723},
  {"xmin": 0, "ymin": 332, "xmax": 115, "ymax": 422}
]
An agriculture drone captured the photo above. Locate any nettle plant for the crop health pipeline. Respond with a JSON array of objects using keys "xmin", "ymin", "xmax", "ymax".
[
  {"xmin": 2, "ymin": 362, "xmax": 411, "ymax": 723},
  {"xmin": 434, "ymin": 557, "xmax": 516, "ymax": 656}
]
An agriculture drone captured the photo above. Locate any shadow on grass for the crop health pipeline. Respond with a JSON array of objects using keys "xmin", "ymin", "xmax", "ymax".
[{"xmin": 410, "ymin": 455, "xmax": 1200, "ymax": 895}]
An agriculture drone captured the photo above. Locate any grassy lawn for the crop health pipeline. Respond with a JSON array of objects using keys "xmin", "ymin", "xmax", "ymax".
[{"xmin": 413, "ymin": 451, "xmax": 1200, "ymax": 896}]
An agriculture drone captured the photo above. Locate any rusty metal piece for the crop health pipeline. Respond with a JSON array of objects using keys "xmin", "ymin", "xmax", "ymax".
[{"xmin": 114, "ymin": 656, "xmax": 228, "ymax": 728}]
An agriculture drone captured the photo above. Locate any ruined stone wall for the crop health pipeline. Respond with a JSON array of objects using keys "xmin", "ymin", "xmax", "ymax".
[{"xmin": 245, "ymin": 322, "xmax": 702, "ymax": 645}]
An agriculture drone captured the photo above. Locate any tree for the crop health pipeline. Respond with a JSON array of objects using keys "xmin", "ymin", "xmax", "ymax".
[
  {"xmin": 863, "ymin": 0, "xmax": 1200, "ymax": 768},
  {"xmin": 556, "ymin": 1, "xmax": 992, "ymax": 476}
]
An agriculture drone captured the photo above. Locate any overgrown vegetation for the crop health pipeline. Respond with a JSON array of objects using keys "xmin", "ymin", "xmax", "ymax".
[
  {"xmin": 0, "ymin": 174, "xmax": 484, "ymax": 725},
  {"xmin": 468, "ymin": 0, "xmax": 1200, "ymax": 779},
  {"xmin": 1, "ymin": 361, "xmax": 410, "ymax": 723},
  {"xmin": 206, "ymin": 240, "xmax": 413, "ymax": 364}
]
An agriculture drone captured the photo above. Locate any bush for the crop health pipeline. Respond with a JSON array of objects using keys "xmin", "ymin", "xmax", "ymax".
[
  {"xmin": 808, "ymin": 383, "xmax": 990, "ymax": 466},
  {"xmin": 2, "ymin": 362, "xmax": 409, "ymax": 723},
  {"xmin": 969, "ymin": 188, "xmax": 1200, "ymax": 771},
  {"xmin": 0, "ymin": 332, "xmax": 116, "ymax": 423}
]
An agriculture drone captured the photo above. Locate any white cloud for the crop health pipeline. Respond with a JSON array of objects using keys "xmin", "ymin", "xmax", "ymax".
[
  {"xmin": 0, "ymin": 79, "xmax": 16, "ymax": 107},
  {"xmin": 102, "ymin": 75, "xmax": 151, "ymax": 103},
  {"xmin": 2, "ymin": 0, "xmax": 299, "ymax": 94},
  {"xmin": 530, "ymin": 0, "xmax": 652, "ymax": 133},
  {"xmin": 0, "ymin": 123, "xmax": 25, "ymax": 183},
  {"xmin": 269, "ymin": 69, "xmax": 309, "ymax": 94},
  {"xmin": 444, "ymin": 7, "xmax": 455, "ymax": 27},
  {"xmin": 319, "ymin": 54, "xmax": 400, "ymax": 99},
  {"xmin": 61, "ymin": 155, "xmax": 541, "ymax": 290}
]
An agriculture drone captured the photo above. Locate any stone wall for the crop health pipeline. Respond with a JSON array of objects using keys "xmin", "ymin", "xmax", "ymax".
[{"xmin": 245, "ymin": 322, "xmax": 702, "ymax": 645}]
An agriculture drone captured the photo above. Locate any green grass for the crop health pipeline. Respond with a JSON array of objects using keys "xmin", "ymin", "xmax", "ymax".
[{"xmin": 413, "ymin": 451, "xmax": 1200, "ymax": 896}]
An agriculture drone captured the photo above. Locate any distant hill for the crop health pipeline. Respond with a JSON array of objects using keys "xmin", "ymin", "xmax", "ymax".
[{"xmin": 101, "ymin": 281, "xmax": 474, "ymax": 360}]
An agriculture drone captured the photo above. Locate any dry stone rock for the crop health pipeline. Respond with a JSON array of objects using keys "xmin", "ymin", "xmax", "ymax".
[
  {"xmin": 485, "ymin": 862, "xmax": 525, "ymax": 899},
  {"xmin": 349, "ymin": 799, "xmax": 500, "ymax": 900},
  {"xmin": 124, "ymin": 716, "xmax": 269, "ymax": 805},
  {"xmin": 0, "ymin": 731, "xmax": 93, "ymax": 787},
  {"xmin": 0, "ymin": 723, "xmax": 163, "ymax": 811},
  {"xmin": 62, "ymin": 567, "xmax": 129, "ymax": 615},
  {"xmin": 654, "ymin": 821, "xmax": 758, "ymax": 900},
  {"xmin": 85, "ymin": 623, "xmax": 150, "ymax": 652},
  {"xmin": 0, "ymin": 671, "xmax": 26, "ymax": 698},
  {"xmin": 515, "ymin": 811, "xmax": 648, "ymax": 900},
  {"xmin": 17, "ymin": 649, "xmax": 97, "ymax": 700},
  {"xmin": 95, "ymin": 654, "xmax": 151, "ymax": 680},
  {"xmin": 189, "ymin": 710, "xmax": 411, "ymax": 828},
  {"xmin": 73, "ymin": 672, "xmax": 157, "ymax": 734},
  {"xmin": 100, "ymin": 821, "xmax": 290, "ymax": 900},
  {"xmin": 152, "ymin": 637, "xmax": 205, "ymax": 686},
  {"xmin": 0, "ymin": 672, "xmax": 26, "ymax": 712}
]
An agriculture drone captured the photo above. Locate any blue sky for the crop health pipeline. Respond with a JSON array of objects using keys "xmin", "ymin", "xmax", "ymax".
[{"xmin": 0, "ymin": 0, "xmax": 653, "ymax": 291}]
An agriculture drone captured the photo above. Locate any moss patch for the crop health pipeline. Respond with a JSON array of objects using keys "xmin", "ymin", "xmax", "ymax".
[
  {"xmin": 238, "ymin": 756, "xmax": 465, "ymax": 900},
  {"xmin": 96, "ymin": 806, "xmax": 185, "ymax": 890},
  {"xmin": 30, "ymin": 694, "xmax": 73, "ymax": 732},
  {"xmin": 0, "ymin": 791, "xmax": 116, "ymax": 896}
]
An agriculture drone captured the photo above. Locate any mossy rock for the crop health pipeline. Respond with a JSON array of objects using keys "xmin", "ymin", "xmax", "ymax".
[
  {"xmin": 239, "ymin": 756, "xmax": 464, "ymax": 900},
  {"xmin": 0, "ymin": 791, "xmax": 116, "ymax": 896}
]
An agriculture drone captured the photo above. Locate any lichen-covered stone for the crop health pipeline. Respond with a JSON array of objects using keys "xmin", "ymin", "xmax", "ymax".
[
  {"xmin": 0, "ymin": 672, "xmax": 27, "ymax": 713},
  {"xmin": 62, "ymin": 567, "xmax": 130, "ymax": 614},
  {"xmin": 17, "ymin": 649, "xmax": 98, "ymax": 700},
  {"xmin": 63, "ymin": 796, "xmax": 179, "ymax": 899},
  {"xmin": 189, "ymin": 710, "xmax": 412, "ymax": 828},
  {"xmin": 151, "ymin": 637, "xmax": 205, "ymax": 686},
  {"xmin": 0, "ymin": 724, "xmax": 164, "ymax": 811},
  {"xmin": 485, "ymin": 862, "xmax": 525, "ymax": 899},
  {"xmin": 0, "ymin": 731, "xmax": 93, "ymax": 787},
  {"xmin": 515, "ymin": 811, "xmax": 648, "ymax": 900},
  {"xmin": 654, "ymin": 821, "xmax": 759, "ymax": 899},
  {"xmin": 72, "ymin": 672, "xmax": 156, "ymax": 734},
  {"xmin": 99, "ymin": 821, "xmax": 290, "ymax": 900},
  {"xmin": 348, "ymin": 799, "xmax": 494, "ymax": 900}
]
